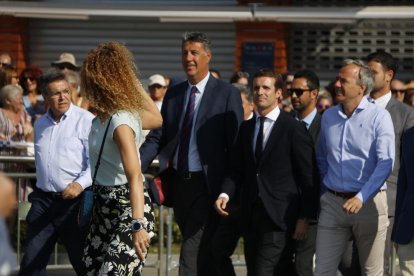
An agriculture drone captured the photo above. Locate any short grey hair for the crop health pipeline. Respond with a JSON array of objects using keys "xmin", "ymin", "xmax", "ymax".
[
  {"xmin": 182, "ymin": 32, "xmax": 211, "ymax": 52},
  {"xmin": 0, "ymin": 84, "xmax": 23, "ymax": 105},
  {"xmin": 343, "ymin": 59, "xmax": 374, "ymax": 95},
  {"xmin": 232, "ymin": 83, "xmax": 253, "ymax": 103}
]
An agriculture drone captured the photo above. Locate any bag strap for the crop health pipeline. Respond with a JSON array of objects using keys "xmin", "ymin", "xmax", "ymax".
[{"xmin": 92, "ymin": 116, "xmax": 113, "ymax": 186}]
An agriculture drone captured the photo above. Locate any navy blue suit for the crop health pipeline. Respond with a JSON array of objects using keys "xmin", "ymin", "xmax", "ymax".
[
  {"xmin": 140, "ymin": 75, "xmax": 243, "ymax": 276},
  {"xmin": 392, "ymin": 126, "xmax": 414, "ymax": 245}
]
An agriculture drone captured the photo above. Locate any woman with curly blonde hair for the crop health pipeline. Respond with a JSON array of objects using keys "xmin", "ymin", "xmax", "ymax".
[{"xmin": 81, "ymin": 42, "xmax": 162, "ymax": 275}]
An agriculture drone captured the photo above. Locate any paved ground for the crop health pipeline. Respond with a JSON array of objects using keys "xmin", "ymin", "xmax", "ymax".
[{"xmin": 14, "ymin": 254, "xmax": 402, "ymax": 276}]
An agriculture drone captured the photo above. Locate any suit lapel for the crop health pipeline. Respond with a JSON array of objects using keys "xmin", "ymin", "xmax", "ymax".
[{"xmin": 194, "ymin": 75, "xmax": 216, "ymax": 131}]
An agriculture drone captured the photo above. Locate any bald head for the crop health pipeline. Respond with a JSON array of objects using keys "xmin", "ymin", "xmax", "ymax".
[{"xmin": 0, "ymin": 174, "xmax": 17, "ymax": 218}]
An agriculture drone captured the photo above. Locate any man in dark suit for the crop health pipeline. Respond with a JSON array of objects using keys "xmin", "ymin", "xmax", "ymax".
[
  {"xmin": 367, "ymin": 53, "xmax": 414, "ymax": 276},
  {"xmin": 340, "ymin": 51, "xmax": 414, "ymax": 276},
  {"xmin": 286, "ymin": 69, "xmax": 321, "ymax": 276},
  {"xmin": 215, "ymin": 69, "xmax": 318, "ymax": 276},
  {"xmin": 392, "ymin": 126, "xmax": 414, "ymax": 275},
  {"xmin": 140, "ymin": 32, "xmax": 243, "ymax": 276}
]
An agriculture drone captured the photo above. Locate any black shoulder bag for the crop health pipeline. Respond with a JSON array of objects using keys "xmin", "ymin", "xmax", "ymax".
[{"xmin": 78, "ymin": 116, "xmax": 113, "ymax": 228}]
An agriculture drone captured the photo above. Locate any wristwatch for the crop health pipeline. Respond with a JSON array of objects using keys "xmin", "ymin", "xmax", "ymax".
[{"xmin": 131, "ymin": 218, "xmax": 145, "ymax": 232}]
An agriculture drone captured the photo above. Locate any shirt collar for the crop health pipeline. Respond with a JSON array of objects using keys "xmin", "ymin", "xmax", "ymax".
[
  {"xmin": 256, "ymin": 105, "xmax": 280, "ymax": 122},
  {"xmin": 46, "ymin": 103, "xmax": 73, "ymax": 124},
  {"xmin": 188, "ymin": 72, "xmax": 210, "ymax": 94},
  {"xmin": 367, "ymin": 91, "xmax": 392, "ymax": 109},
  {"xmin": 338, "ymin": 96, "xmax": 370, "ymax": 119},
  {"xmin": 301, "ymin": 108, "xmax": 317, "ymax": 129}
]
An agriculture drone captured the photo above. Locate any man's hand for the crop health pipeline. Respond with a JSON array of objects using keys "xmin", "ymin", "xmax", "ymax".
[
  {"xmin": 62, "ymin": 182, "xmax": 83, "ymax": 199},
  {"xmin": 293, "ymin": 218, "xmax": 309, "ymax": 241},
  {"xmin": 214, "ymin": 197, "xmax": 229, "ymax": 216},
  {"xmin": 342, "ymin": 197, "xmax": 363, "ymax": 214}
]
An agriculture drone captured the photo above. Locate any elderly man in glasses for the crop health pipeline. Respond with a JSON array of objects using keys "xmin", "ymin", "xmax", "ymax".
[{"xmin": 19, "ymin": 71, "xmax": 94, "ymax": 276}]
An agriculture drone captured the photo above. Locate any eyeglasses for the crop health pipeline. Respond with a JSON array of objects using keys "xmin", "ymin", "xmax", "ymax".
[
  {"xmin": 22, "ymin": 76, "xmax": 35, "ymax": 82},
  {"xmin": 287, "ymin": 88, "xmax": 312, "ymax": 97},
  {"xmin": 49, "ymin": 89, "xmax": 71, "ymax": 98},
  {"xmin": 391, "ymin": 89, "xmax": 406, "ymax": 94},
  {"xmin": 0, "ymin": 62, "xmax": 10, "ymax": 67},
  {"xmin": 11, "ymin": 75, "xmax": 19, "ymax": 79}
]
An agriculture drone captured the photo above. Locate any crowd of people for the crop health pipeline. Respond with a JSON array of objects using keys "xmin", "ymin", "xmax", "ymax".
[{"xmin": 0, "ymin": 31, "xmax": 414, "ymax": 276}]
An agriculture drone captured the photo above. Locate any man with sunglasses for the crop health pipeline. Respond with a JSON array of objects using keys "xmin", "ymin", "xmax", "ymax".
[{"xmin": 282, "ymin": 70, "xmax": 321, "ymax": 276}]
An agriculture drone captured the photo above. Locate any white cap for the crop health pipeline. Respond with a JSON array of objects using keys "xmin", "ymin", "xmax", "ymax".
[{"xmin": 148, "ymin": 74, "xmax": 166, "ymax": 87}]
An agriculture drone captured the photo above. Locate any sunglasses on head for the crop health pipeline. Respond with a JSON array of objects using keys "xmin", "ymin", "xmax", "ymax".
[{"xmin": 287, "ymin": 88, "xmax": 312, "ymax": 97}]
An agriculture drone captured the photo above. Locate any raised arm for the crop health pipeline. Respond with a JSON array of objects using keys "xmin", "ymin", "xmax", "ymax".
[{"xmin": 139, "ymin": 90, "xmax": 162, "ymax": 130}]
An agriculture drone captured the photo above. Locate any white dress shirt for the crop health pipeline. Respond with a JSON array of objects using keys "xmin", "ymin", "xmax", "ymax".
[{"xmin": 34, "ymin": 104, "xmax": 94, "ymax": 192}]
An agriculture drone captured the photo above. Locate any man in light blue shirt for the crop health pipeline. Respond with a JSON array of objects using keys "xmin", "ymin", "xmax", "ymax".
[
  {"xmin": 19, "ymin": 72, "xmax": 94, "ymax": 276},
  {"xmin": 315, "ymin": 59, "xmax": 395, "ymax": 276}
]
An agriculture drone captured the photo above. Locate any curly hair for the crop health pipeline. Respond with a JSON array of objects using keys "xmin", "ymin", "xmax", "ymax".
[
  {"xmin": 19, "ymin": 66, "xmax": 43, "ymax": 94},
  {"xmin": 80, "ymin": 42, "xmax": 145, "ymax": 120}
]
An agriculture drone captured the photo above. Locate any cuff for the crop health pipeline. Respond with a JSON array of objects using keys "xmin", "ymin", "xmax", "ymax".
[{"xmin": 218, "ymin": 193, "xmax": 230, "ymax": 201}]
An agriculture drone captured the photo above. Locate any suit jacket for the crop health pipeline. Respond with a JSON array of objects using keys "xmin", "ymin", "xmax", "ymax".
[
  {"xmin": 222, "ymin": 111, "xmax": 319, "ymax": 232},
  {"xmin": 392, "ymin": 126, "xmax": 414, "ymax": 244},
  {"xmin": 308, "ymin": 112, "xmax": 321, "ymax": 147},
  {"xmin": 385, "ymin": 97, "xmax": 414, "ymax": 215},
  {"xmin": 140, "ymin": 75, "xmax": 243, "ymax": 199}
]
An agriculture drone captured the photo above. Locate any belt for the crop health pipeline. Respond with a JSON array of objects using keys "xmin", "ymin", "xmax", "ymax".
[
  {"xmin": 44, "ymin": 191, "xmax": 64, "ymax": 199},
  {"xmin": 178, "ymin": 171, "xmax": 204, "ymax": 180},
  {"xmin": 327, "ymin": 188, "xmax": 357, "ymax": 199}
]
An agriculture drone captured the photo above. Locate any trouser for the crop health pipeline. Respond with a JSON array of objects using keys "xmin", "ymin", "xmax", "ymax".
[
  {"xmin": 19, "ymin": 189, "xmax": 86, "ymax": 276},
  {"xmin": 397, "ymin": 238, "xmax": 414, "ymax": 276},
  {"xmin": 244, "ymin": 199, "xmax": 288, "ymax": 276},
  {"xmin": 315, "ymin": 191, "xmax": 388, "ymax": 276},
  {"xmin": 211, "ymin": 206, "xmax": 242, "ymax": 276},
  {"xmin": 173, "ymin": 172, "xmax": 219, "ymax": 276}
]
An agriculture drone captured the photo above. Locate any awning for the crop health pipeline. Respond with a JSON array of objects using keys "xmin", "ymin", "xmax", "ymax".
[{"xmin": 1, "ymin": 1, "xmax": 414, "ymax": 24}]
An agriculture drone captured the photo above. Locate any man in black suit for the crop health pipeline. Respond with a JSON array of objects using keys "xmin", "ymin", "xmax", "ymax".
[
  {"xmin": 392, "ymin": 126, "xmax": 414, "ymax": 275},
  {"xmin": 140, "ymin": 32, "xmax": 243, "ymax": 276},
  {"xmin": 215, "ymin": 69, "xmax": 318, "ymax": 276},
  {"xmin": 287, "ymin": 69, "xmax": 321, "ymax": 276}
]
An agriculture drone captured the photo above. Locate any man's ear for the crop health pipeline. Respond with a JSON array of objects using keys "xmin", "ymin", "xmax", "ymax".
[{"xmin": 385, "ymin": 69, "xmax": 394, "ymax": 83}]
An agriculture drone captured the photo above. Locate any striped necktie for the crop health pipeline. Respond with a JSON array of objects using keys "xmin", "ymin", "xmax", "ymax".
[{"xmin": 177, "ymin": 86, "xmax": 197, "ymax": 173}]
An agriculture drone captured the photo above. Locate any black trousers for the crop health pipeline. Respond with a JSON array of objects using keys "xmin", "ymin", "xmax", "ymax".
[
  {"xmin": 211, "ymin": 206, "xmax": 242, "ymax": 276},
  {"xmin": 19, "ymin": 189, "xmax": 86, "ymax": 276},
  {"xmin": 244, "ymin": 199, "xmax": 289, "ymax": 276},
  {"xmin": 172, "ymin": 172, "xmax": 219, "ymax": 276}
]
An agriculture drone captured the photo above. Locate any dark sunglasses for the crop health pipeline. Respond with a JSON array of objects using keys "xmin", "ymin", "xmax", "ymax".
[
  {"xmin": 287, "ymin": 88, "xmax": 312, "ymax": 97},
  {"xmin": 22, "ymin": 76, "xmax": 35, "ymax": 82},
  {"xmin": 0, "ymin": 62, "xmax": 10, "ymax": 67},
  {"xmin": 391, "ymin": 89, "xmax": 406, "ymax": 94}
]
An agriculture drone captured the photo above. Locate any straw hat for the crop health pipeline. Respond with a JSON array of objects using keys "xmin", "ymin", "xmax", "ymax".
[{"xmin": 51, "ymin": 53, "xmax": 80, "ymax": 71}]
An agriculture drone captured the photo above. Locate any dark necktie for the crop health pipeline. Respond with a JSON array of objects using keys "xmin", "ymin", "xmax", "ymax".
[
  {"xmin": 177, "ymin": 86, "xmax": 197, "ymax": 173},
  {"xmin": 255, "ymin": 116, "xmax": 265, "ymax": 163}
]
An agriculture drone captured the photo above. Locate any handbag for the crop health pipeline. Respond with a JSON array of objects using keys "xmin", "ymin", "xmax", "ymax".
[
  {"xmin": 148, "ymin": 167, "xmax": 174, "ymax": 207},
  {"xmin": 78, "ymin": 116, "xmax": 112, "ymax": 227}
]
